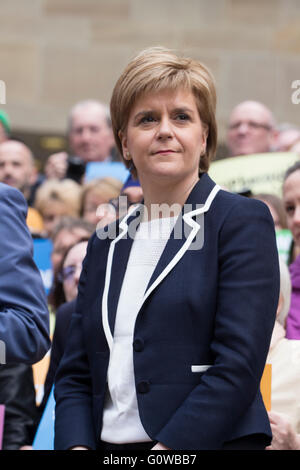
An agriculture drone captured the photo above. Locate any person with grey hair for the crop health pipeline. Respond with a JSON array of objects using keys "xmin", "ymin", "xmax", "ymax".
[
  {"xmin": 67, "ymin": 100, "xmax": 114, "ymax": 164},
  {"xmin": 266, "ymin": 258, "xmax": 300, "ymax": 450},
  {"xmin": 44, "ymin": 99, "xmax": 128, "ymax": 182},
  {"xmin": 226, "ymin": 100, "xmax": 277, "ymax": 157}
]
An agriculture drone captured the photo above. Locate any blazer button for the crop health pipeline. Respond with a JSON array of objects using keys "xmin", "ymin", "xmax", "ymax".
[
  {"xmin": 137, "ymin": 381, "xmax": 150, "ymax": 394},
  {"xmin": 133, "ymin": 338, "xmax": 144, "ymax": 352}
]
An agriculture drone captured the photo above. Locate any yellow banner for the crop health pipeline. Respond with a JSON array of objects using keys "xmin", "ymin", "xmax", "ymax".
[{"xmin": 209, "ymin": 152, "xmax": 299, "ymax": 197}]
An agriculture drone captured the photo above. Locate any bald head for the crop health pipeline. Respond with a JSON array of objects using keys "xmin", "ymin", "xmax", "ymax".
[
  {"xmin": 0, "ymin": 140, "xmax": 36, "ymax": 197},
  {"xmin": 227, "ymin": 101, "xmax": 276, "ymax": 156},
  {"xmin": 68, "ymin": 100, "xmax": 114, "ymax": 162}
]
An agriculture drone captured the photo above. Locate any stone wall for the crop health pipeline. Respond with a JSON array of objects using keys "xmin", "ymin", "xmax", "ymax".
[{"xmin": 0, "ymin": 0, "xmax": 299, "ymax": 157}]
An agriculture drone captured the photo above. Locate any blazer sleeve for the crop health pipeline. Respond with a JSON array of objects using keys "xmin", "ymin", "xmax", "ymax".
[
  {"xmin": 0, "ymin": 185, "xmax": 50, "ymax": 364},
  {"xmin": 156, "ymin": 197, "xmax": 280, "ymax": 449},
  {"xmin": 54, "ymin": 240, "xmax": 96, "ymax": 450}
]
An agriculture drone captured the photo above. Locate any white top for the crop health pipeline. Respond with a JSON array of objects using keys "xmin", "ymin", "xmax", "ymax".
[
  {"xmin": 101, "ymin": 216, "xmax": 178, "ymax": 443},
  {"xmin": 267, "ymin": 336, "xmax": 300, "ymax": 433}
]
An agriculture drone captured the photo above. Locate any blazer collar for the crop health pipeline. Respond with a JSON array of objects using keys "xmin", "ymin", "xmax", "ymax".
[{"xmin": 102, "ymin": 174, "xmax": 221, "ymax": 350}]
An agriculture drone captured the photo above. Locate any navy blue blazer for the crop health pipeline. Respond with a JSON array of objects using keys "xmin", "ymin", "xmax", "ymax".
[
  {"xmin": 54, "ymin": 173, "xmax": 279, "ymax": 450},
  {"xmin": 0, "ymin": 183, "xmax": 50, "ymax": 364}
]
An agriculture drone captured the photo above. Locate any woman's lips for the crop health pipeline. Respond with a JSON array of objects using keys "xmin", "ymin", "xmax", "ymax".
[{"xmin": 153, "ymin": 149, "xmax": 176, "ymax": 154}]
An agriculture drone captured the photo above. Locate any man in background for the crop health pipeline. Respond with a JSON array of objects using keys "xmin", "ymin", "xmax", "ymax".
[
  {"xmin": 44, "ymin": 100, "xmax": 128, "ymax": 183},
  {"xmin": 0, "ymin": 139, "xmax": 43, "ymax": 234},
  {"xmin": 226, "ymin": 100, "xmax": 277, "ymax": 157}
]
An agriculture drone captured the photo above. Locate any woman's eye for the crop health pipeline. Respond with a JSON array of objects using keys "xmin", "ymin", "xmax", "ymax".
[
  {"xmin": 175, "ymin": 113, "xmax": 190, "ymax": 121},
  {"xmin": 140, "ymin": 115, "xmax": 156, "ymax": 124},
  {"xmin": 285, "ymin": 205, "xmax": 295, "ymax": 214}
]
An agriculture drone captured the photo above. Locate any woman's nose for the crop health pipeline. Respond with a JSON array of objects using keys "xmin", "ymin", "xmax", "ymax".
[
  {"xmin": 293, "ymin": 206, "xmax": 300, "ymax": 225},
  {"xmin": 157, "ymin": 117, "xmax": 173, "ymax": 139}
]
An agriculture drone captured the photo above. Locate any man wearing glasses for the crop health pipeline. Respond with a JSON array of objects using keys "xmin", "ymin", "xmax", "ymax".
[{"xmin": 226, "ymin": 100, "xmax": 277, "ymax": 157}]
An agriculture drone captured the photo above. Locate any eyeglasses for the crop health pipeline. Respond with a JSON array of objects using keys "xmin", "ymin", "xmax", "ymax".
[
  {"xmin": 228, "ymin": 121, "xmax": 272, "ymax": 131},
  {"xmin": 58, "ymin": 263, "xmax": 82, "ymax": 282}
]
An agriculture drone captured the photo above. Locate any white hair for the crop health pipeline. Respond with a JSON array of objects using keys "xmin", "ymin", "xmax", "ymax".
[{"xmin": 67, "ymin": 99, "xmax": 111, "ymax": 132}]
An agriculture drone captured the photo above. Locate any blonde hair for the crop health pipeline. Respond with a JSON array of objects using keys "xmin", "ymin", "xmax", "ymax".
[
  {"xmin": 35, "ymin": 179, "xmax": 82, "ymax": 217},
  {"xmin": 81, "ymin": 177, "xmax": 122, "ymax": 213},
  {"xmin": 110, "ymin": 46, "xmax": 217, "ymax": 175}
]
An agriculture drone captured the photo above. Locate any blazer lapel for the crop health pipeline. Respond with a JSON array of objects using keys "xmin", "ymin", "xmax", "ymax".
[
  {"xmin": 101, "ymin": 205, "xmax": 143, "ymax": 351},
  {"xmin": 101, "ymin": 174, "xmax": 220, "ymax": 350},
  {"xmin": 142, "ymin": 174, "xmax": 221, "ymax": 305}
]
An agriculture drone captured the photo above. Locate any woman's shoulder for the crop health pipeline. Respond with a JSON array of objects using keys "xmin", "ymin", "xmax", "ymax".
[{"xmin": 213, "ymin": 187, "xmax": 272, "ymax": 221}]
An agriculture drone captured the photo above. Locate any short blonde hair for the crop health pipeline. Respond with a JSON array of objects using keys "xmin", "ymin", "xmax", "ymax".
[
  {"xmin": 110, "ymin": 46, "xmax": 217, "ymax": 175},
  {"xmin": 81, "ymin": 177, "xmax": 122, "ymax": 213},
  {"xmin": 35, "ymin": 179, "xmax": 82, "ymax": 217}
]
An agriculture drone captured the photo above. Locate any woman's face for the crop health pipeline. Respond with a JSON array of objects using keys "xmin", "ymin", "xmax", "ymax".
[
  {"xmin": 83, "ymin": 189, "xmax": 108, "ymax": 226},
  {"xmin": 62, "ymin": 241, "xmax": 88, "ymax": 302},
  {"xmin": 120, "ymin": 88, "xmax": 207, "ymax": 186},
  {"xmin": 51, "ymin": 227, "xmax": 90, "ymax": 274},
  {"xmin": 42, "ymin": 201, "xmax": 72, "ymax": 237},
  {"xmin": 283, "ymin": 170, "xmax": 300, "ymax": 247}
]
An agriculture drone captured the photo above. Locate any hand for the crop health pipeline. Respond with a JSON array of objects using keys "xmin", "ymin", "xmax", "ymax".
[
  {"xmin": 266, "ymin": 411, "xmax": 300, "ymax": 450},
  {"xmin": 151, "ymin": 442, "xmax": 171, "ymax": 451}
]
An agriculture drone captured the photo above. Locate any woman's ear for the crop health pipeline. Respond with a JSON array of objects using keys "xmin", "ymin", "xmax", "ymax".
[
  {"xmin": 201, "ymin": 124, "xmax": 208, "ymax": 155},
  {"xmin": 118, "ymin": 130, "xmax": 130, "ymax": 160}
]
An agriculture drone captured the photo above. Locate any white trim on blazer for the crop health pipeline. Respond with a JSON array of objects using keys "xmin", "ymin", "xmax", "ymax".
[{"xmin": 102, "ymin": 184, "xmax": 221, "ymax": 352}]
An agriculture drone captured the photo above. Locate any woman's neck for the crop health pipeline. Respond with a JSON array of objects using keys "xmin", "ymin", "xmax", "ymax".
[{"xmin": 140, "ymin": 175, "xmax": 200, "ymax": 220}]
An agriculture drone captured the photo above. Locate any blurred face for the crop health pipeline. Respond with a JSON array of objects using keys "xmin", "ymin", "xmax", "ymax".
[
  {"xmin": 69, "ymin": 105, "xmax": 114, "ymax": 162},
  {"xmin": 227, "ymin": 102, "xmax": 274, "ymax": 156},
  {"xmin": 283, "ymin": 170, "xmax": 300, "ymax": 248},
  {"xmin": 120, "ymin": 88, "xmax": 207, "ymax": 186},
  {"xmin": 0, "ymin": 141, "xmax": 35, "ymax": 193},
  {"xmin": 42, "ymin": 201, "xmax": 75, "ymax": 238},
  {"xmin": 83, "ymin": 189, "xmax": 109, "ymax": 226},
  {"xmin": 62, "ymin": 241, "xmax": 88, "ymax": 302},
  {"xmin": 51, "ymin": 227, "xmax": 91, "ymax": 274}
]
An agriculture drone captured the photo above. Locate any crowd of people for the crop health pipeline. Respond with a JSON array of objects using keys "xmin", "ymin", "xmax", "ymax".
[{"xmin": 0, "ymin": 45, "xmax": 300, "ymax": 451}]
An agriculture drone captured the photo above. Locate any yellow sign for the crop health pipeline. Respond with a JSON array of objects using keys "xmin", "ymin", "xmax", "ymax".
[
  {"xmin": 209, "ymin": 152, "xmax": 299, "ymax": 197},
  {"xmin": 260, "ymin": 363, "xmax": 272, "ymax": 411}
]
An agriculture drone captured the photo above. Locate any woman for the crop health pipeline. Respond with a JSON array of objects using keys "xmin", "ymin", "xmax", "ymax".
[
  {"xmin": 282, "ymin": 161, "xmax": 300, "ymax": 339},
  {"xmin": 54, "ymin": 47, "xmax": 279, "ymax": 450},
  {"xmin": 81, "ymin": 177, "xmax": 123, "ymax": 226},
  {"xmin": 34, "ymin": 179, "xmax": 82, "ymax": 238}
]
